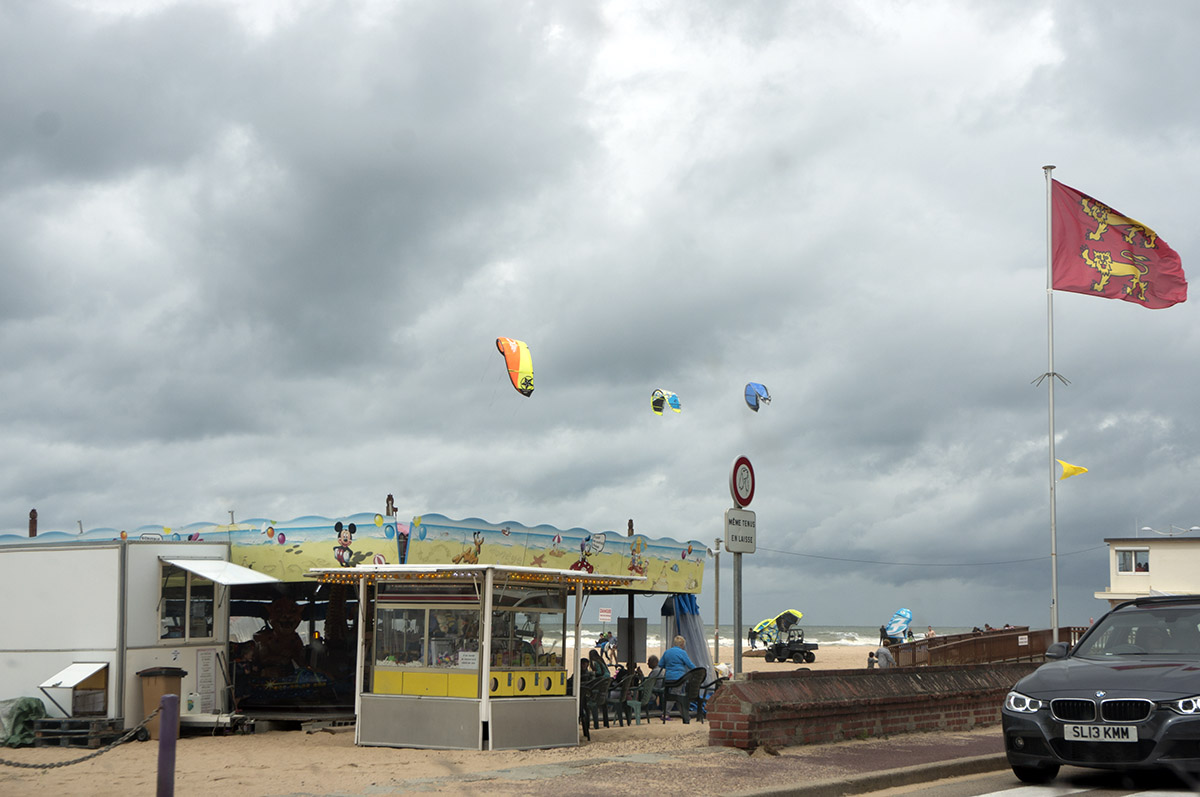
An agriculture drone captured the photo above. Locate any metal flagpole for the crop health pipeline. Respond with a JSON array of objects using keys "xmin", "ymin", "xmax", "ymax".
[{"xmin": 1043, "ymin": 164, "xmax": 1060, "ymax": 644}]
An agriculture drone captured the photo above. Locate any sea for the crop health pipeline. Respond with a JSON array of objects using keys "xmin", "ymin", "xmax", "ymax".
[{"xmin": 576, "ymin": 624, "xmax": 974, "ymax": 651}]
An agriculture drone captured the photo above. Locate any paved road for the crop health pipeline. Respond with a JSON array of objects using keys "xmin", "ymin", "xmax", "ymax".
[{"xmin": 878, "ymin": 766, "xmax": 1199, "ymax": 797}]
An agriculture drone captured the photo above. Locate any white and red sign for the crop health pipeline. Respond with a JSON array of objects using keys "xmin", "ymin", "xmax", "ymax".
[
  {"xmin": 724, "ymin": 508, "xmax": 756, "ymax": 554},
  {"xmin": 730, "ymin": 456, "xmax": 755, "ymax": 508},
  {"xmin": 597, "ymin": 608, "xmax": 612, "ymax": 623}
]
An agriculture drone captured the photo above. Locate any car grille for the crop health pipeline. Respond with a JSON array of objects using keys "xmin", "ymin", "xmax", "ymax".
[
  {"xmin": 1049, "ymin": 698, "xmax": 1154, "ymax": 723},
  {"xmin": 1051, "ymin": 699, "xmax": 1096, "ymax": 722},
  {"xmin": 1051, "ymin": 738, "xmax": 1156, "ymax": 764},
  {"xmin": 1101, "ymin": 699, "xmax": 1153, "ymax": 722}
]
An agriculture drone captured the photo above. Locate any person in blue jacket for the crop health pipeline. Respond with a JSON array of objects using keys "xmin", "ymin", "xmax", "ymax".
[{"xmin": 659, "ymin": 635, "xmax": 696, "ymax": 682}]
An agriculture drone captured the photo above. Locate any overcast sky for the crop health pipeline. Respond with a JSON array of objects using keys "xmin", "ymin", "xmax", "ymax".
[{"xmin": 4, "ymin": 0, "xmax": 1199, "ymax": 630}]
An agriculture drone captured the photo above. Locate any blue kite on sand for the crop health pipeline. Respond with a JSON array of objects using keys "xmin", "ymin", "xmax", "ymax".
[{"xmin": 884, "ymin": 608, "xmax": 913, "ymax": 641}]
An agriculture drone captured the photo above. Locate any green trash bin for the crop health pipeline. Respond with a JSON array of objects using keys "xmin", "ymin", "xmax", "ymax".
[{"xmin": 137, "ymin": 667, "xmax": 187, "ymax": 740}]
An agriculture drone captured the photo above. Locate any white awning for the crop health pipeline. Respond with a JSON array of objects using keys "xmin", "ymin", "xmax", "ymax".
[
  {"xmin": 161, "ymin": 557, "xmax": 279, "ymax": 586},
  {"xmin": 40, "ymin": 662, "xmax": 107, "ymax": 689}
]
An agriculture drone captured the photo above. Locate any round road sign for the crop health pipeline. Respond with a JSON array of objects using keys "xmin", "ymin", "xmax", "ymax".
[{"xmin": 730, "ymin": 456, "xmax": 755, "ymax": 508}]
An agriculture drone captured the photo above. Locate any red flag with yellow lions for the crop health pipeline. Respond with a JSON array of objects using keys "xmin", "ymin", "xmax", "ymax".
[{"xmin": 1051, "ymin": 180, "xmax": 1187, "ymax": 309}]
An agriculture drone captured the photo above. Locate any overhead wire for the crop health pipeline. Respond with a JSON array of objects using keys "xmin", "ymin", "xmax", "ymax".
[{"xmin": 754, "ymin": 544, "xmax": 1106, "ymax": 568}]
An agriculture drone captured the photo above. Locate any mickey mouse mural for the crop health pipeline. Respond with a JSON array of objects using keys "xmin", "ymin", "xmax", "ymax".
[{"xmin": 333, "ymin": 521, "xmax": 356, "ymax": 566}]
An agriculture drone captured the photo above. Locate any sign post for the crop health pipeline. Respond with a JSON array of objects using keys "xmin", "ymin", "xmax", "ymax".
[{"xmin": 728, "ymin": 456, "xmax": 755, "ymax": 676}]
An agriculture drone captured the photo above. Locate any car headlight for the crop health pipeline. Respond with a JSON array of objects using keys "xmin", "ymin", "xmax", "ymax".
[
  {"xmin": 1005, "ymin": 690, "xmax": 1046, "ymax": 713},
  {"xmin": 1161, "ymin": 695, "xmax": 1200, "ymax": 715}
]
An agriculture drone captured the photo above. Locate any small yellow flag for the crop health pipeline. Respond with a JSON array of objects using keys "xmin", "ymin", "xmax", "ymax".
[{"xmin": 1057, "ymin": 460, "xmax": 1088, "ymax": 480}]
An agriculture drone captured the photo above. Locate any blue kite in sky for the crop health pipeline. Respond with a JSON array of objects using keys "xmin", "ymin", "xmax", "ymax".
[{"xmin": 745, "ymin": 382, "xmax": 771, "ymax": 412}]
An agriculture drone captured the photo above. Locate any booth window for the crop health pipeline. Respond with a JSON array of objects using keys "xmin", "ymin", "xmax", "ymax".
[
  {"xmin": 373, "ymin": 605, "xmax": 480, "ymax": 668},
  {"xmin": 491, "ymin": 588, "xmax": 567, "ymax": 669},
  {"xmin": 160, "ymin": 563, "xmax": 215, "ymax": 641},
  {"xmin": 1117, "ymin": 549, "xmax": 1150, "ymax": 573},
  {"xmin": 375, "ymin": 608, "xmax": 427, "ymax": 665}
]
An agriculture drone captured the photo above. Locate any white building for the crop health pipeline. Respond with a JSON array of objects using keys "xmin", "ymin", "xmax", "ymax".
[{"xmin": 1094, "ymin": 536, "xmax": 1200, "ymax": 609}]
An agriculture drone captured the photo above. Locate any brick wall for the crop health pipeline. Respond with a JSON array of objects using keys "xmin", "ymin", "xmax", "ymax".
[{"xmin": 707, "ymin": 663, "xmax": 1039, "ymax": 750}]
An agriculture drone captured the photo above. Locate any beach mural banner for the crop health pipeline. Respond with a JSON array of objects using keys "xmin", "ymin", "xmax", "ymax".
[
  {"xmin": 404, "ymin": 514, "xmax": 705, "ymax": 594},
  {"xmin": 0, "ymin": 513, "xmax": 406, "ymax": 582}
]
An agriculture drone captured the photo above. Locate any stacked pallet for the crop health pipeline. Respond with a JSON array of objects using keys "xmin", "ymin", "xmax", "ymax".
[{"xmin": 33, "ymin": 717, "xmax": 124, "ymax": 748}]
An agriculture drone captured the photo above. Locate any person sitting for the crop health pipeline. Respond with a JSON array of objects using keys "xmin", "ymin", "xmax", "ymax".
[
  {"xmin": 1135, "ymin": 626, "xmax": 1171, "ymax": 652},
  {"xmin": 643, "ymin": 654, "xmax": 663, "ymax": 709},
  {"xmin": 660, "ymin": 635, "xmax": 696, "ymax": 683},
  {"xmin": 657, "ymin": 637, "xmax": 697, "ymax": 720},
  {"xmin": 587, "ymin": 648, "xmax": 610, "ymax": 678}
]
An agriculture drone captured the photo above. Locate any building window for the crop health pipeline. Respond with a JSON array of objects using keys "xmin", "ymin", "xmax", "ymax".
[
  {"xmin": 1117, "ymin": 549, "xmax": 1150, "ymax": 573},
  {"xmin": 160, "ymin": 564, "xmax": 215, "ymax": 641}
]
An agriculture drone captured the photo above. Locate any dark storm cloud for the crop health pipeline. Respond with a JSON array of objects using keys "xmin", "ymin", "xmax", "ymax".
[{"xmin": 3, "ymin": 0, "xmax": 1200, "ymax": 628}]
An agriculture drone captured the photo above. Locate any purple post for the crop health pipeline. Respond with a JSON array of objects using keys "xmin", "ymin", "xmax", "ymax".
[{"xmin": 156, "ymin": 693, "xmax": 179, "ymax": 797}]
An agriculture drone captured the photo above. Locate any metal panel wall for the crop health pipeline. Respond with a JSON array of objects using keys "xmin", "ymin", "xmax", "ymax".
[
  {"xmin": 357, "ymin": 694, "xmax": 481, "ymax": 749},
  {"xmin": 489, "ymin": 696, "xmax": 578, "ymax": 750},
  {"xmin": 0, "ymin": 545, "xmax": 121, "ymax": 650}
]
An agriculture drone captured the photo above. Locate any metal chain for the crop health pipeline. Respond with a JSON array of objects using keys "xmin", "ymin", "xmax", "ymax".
[{"xmin": 0, "ymin": 706, "xmax": 161, "ymax": 770}]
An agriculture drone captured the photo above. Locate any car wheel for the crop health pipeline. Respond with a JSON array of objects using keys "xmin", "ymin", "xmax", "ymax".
[
  {"xmin": 804, "ymin": 651, "xmax": 815, "ymax": 663},
  {"xmin": 793, "ymin": 653, "xmax": 804, "ymax": 663},
  {"xmin": 1011, "ymin": 763, "xmax": 1059, "ymax": 784},
  {"xmin": 765, "ymin": 652, "xmax": 775, "ymax": 663}
]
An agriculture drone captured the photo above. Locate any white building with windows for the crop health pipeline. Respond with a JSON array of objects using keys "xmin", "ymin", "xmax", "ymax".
[
  {"xmin": 1094, "ymin": 536, "xmax": 1200, "ymax": 609},
  {"xmin": 0, "ymin": 539, "xmax": 276, "ymax": 727}
]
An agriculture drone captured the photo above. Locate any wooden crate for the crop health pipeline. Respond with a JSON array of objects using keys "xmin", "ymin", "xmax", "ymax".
[{"xmin": 34, "ymin": 717, "xmax": 124, "ymax": 749}]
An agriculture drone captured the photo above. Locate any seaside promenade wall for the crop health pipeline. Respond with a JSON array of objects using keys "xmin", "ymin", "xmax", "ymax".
[{"xmin": 707, "ymin": 663, "xmax": 1039, "ymax": 751}]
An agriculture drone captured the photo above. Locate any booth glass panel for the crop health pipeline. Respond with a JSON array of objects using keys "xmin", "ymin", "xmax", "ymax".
[
  {"xmin": 161, "ymin": 566, "xmax": 187, "ymax": 639},
  {"xmin": 429, "ymin": 608, "xmax": 480, "ymax": 668},
  {"xmin": 188, "ymin": 576, "xmax": 215, "ymax": 639},
  {"xmin": 491, "ymin": 607, "xmax": 566, "ymax": 670},
  {"xmin": 159, "ymin": 564, "xmax": 216, "ymax": 642},
  {"xmin": 375, "ymin": 607, "xmax": 426, "ymax": 666}
]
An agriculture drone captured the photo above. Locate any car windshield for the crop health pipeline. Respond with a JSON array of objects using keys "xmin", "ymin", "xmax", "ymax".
[{"xmin": 1074, "ymin": 605, "xmax": 1200, "ymax": 658}]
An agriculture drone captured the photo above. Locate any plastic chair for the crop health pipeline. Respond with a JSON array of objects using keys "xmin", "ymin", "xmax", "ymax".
[
  {"xmin": 570, "ymin": 675, "xmax": 590, "ymax": 740},
  {"xmin": 696, "ymin": 675, "xmax": 727, "ymax": 723},
  {"xmin": 582, "ymin": 676, "xmax": 612, "ymax": 730},
  {"xmin": 605, "ymin": 673, "xmax": 638, "ymax": 726},
  {"xmin": 660, "ymin": 667, "xmax": 706, "ymax": 723},
  {"xmin": 625, "ymin": 672, "xmax": 661, "ymax": 725}
]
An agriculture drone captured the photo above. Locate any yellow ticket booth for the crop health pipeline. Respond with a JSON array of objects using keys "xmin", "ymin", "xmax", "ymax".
[{"xmin": 308, "ymin": 564, "xmax": 639, "ymax": 750}]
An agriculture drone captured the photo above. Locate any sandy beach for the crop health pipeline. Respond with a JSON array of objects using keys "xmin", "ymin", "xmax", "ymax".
[{"xmin": 0, "ymin": 644, "xmax": 873, "ymax": 796}]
